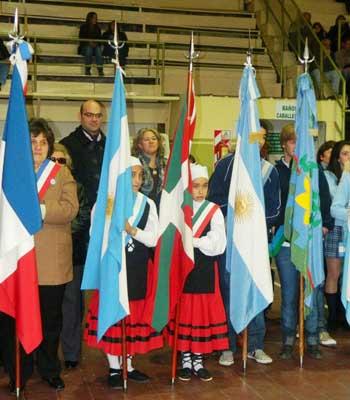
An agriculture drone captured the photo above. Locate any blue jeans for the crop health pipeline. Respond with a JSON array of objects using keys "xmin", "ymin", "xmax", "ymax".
[
  {"xmin": 311, "ymin": 69, "xmax": 340, "ymax": 95},
  {"xmin": 275, "ymin": 246, "xmax": 319, "ymax": 346},
  {"xmin": 81, "ymin": 45, "xmax": 103, "ymax": 67},
  {"xmin": 316, "ymin": 284, "xmax": 327, "ymax": 333},
  {"xmin": 218, "ymin": 254, "xmax": 266, "ymax": 353},
  {"xmin": 0, "ymin": 62, "xmax": 9, "ymax": 85}
]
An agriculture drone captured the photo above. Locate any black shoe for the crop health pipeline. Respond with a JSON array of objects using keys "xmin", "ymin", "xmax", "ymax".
[
  {"xmin": 328, "ymin": 320, "xmax": 338, "ymax": 332},
  {"xmin": 42, "ymin": 376, "xmax": 65, "ymax": 390},
  {"xmin": 108, "ymin": 370, "xmax": 123, "ymax": 389},
  {"xmin": 85, "ymin": 68, "xmax": 91, "ymax": 76},
  {"xmin": 307, "ymin": 345, "xmax": 322, "ymax": 360},
  {"xmin": 194, "ymin": 368, "xmax": 213, "ymax": 382},
  {"xmin": 127, "ymin": 369, "xmax": 150, "ymax": 382},
  {"xmin": 98, "ymin": 69, "xmax": 104, "ymax": 77},
  {"xmin": 178, "ymin": 367, "xmax": 192, "ymax": 381},
  {"xmin": 279, "ymin": 345, "xmax": 293, "ymax": 360},
  {"xmin": 65, "ymin": 360, "xmax": 78, "ymax": 369}
]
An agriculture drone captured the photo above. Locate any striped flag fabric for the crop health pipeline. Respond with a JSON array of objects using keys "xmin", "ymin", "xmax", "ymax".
[
  {"xmin": 0, "ymin": 38, "xmax": 42, "ymax": 353},
  {"xmin": 144, "ymin": 38, "xmax": 196, "ymax": 332},
  {"xmin": 284, "ymin": 72, "xmax": 324, "ymax": 309},
  {"xmin": 226, "ymin": 62, "xmax": 273, "ymax": 334},
  {"xmin": 81, "ymin": 67, "xmax": 134, "ymax": 340}
]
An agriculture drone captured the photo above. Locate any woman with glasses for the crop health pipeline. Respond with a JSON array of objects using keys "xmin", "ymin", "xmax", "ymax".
[
  {"xmin": 52, "ymin": 143, "xmax": 90, "ymax": 370},
  {"xmin": 131, "ymin": 128, "xmax": 167, "ymax": 207}
]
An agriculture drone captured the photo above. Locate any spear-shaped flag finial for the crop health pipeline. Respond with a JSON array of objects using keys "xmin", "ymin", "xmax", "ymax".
[
  {"xmin": 298, "ymin": 37, "xmax": 314, "ymax": 73},
  {"xmin": 185, "ymin": 31, "xmax": 199, "ymax": 72}
]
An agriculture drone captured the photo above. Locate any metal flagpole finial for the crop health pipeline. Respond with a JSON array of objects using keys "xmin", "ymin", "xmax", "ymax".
[
  {"xmin": 108, "ymin": 21, "xmax": 126, "ymax": 71},
  {"xmin": 298, "ymin": 37, "xmax": 314, "ymax": 73},
  {"xmin": 245, "ymin": 29, "xmax": 252, "ymax": 66},
  {"xmin": 9, "ymin": 8, "xmax": 25, "ymax": 42},
  {"xmin": 185, "ymin": 31, "xmax": 199, "ymax": 70}
]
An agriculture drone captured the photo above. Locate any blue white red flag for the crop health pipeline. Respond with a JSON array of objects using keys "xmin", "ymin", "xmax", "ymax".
[{"xmin": 0, "ymin": 38, "xmax": 42, "ymax": 353}]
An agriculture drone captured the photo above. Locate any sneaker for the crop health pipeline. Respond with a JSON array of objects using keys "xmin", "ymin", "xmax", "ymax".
[
  {"xmin": 219, "ymin": 350, "xmax": 234, "ymax": 366},
  {"xmin": 178, "ymin": 367, "xmax": 192, "ymax": 382},
  {"xmin": 248, "ymin": 349, "xmax": 273, "ymax": 364},
  {"xmin": 307, "ymin": 345, "xmax": 322, "ymax": 359},
  {"xmin": 279, "ymin": 345, "xmax": 293, "ymax": 360},
  {"xmin": 127, "ymin": 369, "xmax": 150, "ymax": 382},
  {"xmin": 194, "ymin": 368, "xmax": 213, "ymax": 382},
  {"xmin": 108, "ymin": 370, "xmax": 123, "ymax": 389},
  {"xmin": 319, "ymin": 331, "xmax": 337, "ymax": 347}
]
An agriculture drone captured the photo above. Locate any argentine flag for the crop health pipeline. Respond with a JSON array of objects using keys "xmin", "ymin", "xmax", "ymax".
[
  {"xmin": 226, "ymin": 63, "xmax": 273, "ymax": 334},
  {"xmin": 81, "ymin": 67, "xmax": 134, "ymax": 340}
]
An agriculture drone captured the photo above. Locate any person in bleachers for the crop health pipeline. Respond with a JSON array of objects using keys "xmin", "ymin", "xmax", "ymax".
[
  {"xmin": 0, "ymin": 38, "xmax": 10, "ymax": 91},
  {"xmin": 328, "ymin": 15, "xmax": 350, "ymax": 54},
  {"xmin": 102, "ymin": 21, "xmax": 129, "ymax": 68},
  {"xmin": 79, "ymin": 12, "xmax": 104, "ymax": 76},
  {"xmin": 132, "ymin": 128, "xmax": 167, "ymax": 207},
  {"xmin": 51, "ymin": 144, "xmax": 90, "ymax": 370},
  {"xmin": 311, "ymin": 37, "xmax": 340, "ymax": 97},
  {"xmin": 288, "ymin": 12, "xmax": 312, "ymax": 53},
  {"xmin": 335, "ymin": 36, "xmax": 350, "ymax": 107},
  {"xmin": 313, "ymin": 22, "xmax": 328, "ymax": 42}
]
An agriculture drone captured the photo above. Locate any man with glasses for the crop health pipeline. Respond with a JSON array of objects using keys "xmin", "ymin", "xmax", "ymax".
[{"xmin": 59, "ymin": 99, "xmax": 106, "ymax": 369}]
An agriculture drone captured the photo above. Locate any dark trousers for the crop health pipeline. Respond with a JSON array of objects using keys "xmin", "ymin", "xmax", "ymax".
[
  {"xmin": 0, "ymin": 284, "xmax": 66, "ymax": 384},
  {"xmin": 0, "ymin": 312, "xmax": 33, "ymax": 385},
  {"xmin": 37, "ymin": 284, "xmax": 66, "ymax": 378},
  {"xmin": 61, "ymin": 264, "xmax": 84, "ymax": 362}
]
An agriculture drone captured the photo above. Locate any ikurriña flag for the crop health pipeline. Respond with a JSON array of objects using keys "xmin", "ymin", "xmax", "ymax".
[{"xmin": 0, "ymin": 38, "xmax": 42, "ymax": 353}]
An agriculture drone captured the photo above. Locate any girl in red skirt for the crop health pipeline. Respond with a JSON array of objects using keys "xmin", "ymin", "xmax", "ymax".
[
  {"xmin": 166, "ymin": 164, "xmax": 229, "ymax": 382},
  {"xmin": 84, "ymin": 157, "xmax": 163, "ymax": 389}
]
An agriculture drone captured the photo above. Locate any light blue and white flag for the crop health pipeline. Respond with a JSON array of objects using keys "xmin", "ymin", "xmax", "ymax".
[
  {"xmin": 81, "ymin": 67, "xmax": 134, "ymax": 340},
  {"xmin": 226, "ymin": 63, "xmax": 273, "ymax": 334}
]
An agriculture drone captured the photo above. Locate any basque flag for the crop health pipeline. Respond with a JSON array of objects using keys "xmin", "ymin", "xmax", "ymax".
[{"xmin": 0, "ymin": 39, "xmax": 43, "ymax": 353}]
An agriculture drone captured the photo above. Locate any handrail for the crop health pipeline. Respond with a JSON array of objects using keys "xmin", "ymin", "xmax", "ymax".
[{"xmin": 259, "ymin": 0, "xmax": 346, "ymax": 137}]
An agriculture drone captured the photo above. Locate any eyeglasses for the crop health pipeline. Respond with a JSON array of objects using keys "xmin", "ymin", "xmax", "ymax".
[
  {"xmin": 83, "ymin": 112, "xmax": 103, "ymax": 119},
  {"xmin": 51, "ymin": 157, "xmax": 67, "ymax": 165}
]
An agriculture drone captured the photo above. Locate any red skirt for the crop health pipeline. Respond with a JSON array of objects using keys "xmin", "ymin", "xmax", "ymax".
[
  {"xmin": 165, "ymin": 263, "xmax": 229, "ymax": 354},
  {"xmin": 84, "ymin": 291, "xmax": 163, "ymax": 356}
]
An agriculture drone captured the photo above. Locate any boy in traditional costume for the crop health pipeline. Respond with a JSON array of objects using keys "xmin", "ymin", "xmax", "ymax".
[{"xmin": 84, "ymin": 157, "xmax": 163, "ymax": 388}]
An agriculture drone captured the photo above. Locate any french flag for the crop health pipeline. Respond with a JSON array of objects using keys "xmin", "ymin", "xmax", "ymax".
[{"xmin": 0, "ymin": 39, "xmax": 42, "ymax": 353}]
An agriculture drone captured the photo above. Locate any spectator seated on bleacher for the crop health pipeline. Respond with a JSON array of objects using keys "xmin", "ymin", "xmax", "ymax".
[
  {"xmin": 313, "ymin": 22, "xmax": 328, "ymax": 41},
  {"xmin": 78, "ymin": 12, "xmax": 104, "ymax": 77},
  {"xmin": 311, "ymin": 37, "xmax": 340, "ymax": 98},
  {"xmin": 288, "ymin": 12, "xmax": 312, "ymax": 52},
  {"xmin": 102, "ymin": 21, "xmax": 129, "ymax": 68},
  {"xmin": 0, "ymin": 38, "xmax": 10, "ymax": 90},
  {"xmin": 335, "ymin": 36, "xmax": 350, "ymax": 106},
  {"xmin": 328, "ymin": 14, "xmax": 350, "ymax": 54}
]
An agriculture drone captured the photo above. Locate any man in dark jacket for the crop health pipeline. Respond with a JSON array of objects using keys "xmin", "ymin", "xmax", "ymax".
[{"xmin": 59, "ymin": 99, "xmax": 106, "ymax": 367}]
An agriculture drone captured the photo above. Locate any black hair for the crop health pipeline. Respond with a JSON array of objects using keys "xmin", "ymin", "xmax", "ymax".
[
  {"xmin": 29, "ymin": 118, "xmax": 55, "ymax": 158},
  {"xmin": 317, "ymin": 140, "xmax": 336, "ymax": 163},
  {"xmin": 327, "ymin": 140, "xmax": 350, "ymax": 181}
]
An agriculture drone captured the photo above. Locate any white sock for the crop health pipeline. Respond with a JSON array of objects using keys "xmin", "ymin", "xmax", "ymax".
[
  {"xmin": 107, "ymin": 354, "xmax": 120, "ymax": 372},
  {"xmin": 127, "ymin": 355, "xmax": 134, "ymax": 372},
  {"xmin": 181, "ymin": 352, "xmax": 192, "ymax": 369},
  {"xmin": 192, "ymin": 353, "xmax": 203, "ymax": 372}
]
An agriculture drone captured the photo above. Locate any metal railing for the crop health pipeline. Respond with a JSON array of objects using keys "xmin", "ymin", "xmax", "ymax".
[{"xmin": 258, "ymin": 0, "xmax": 346, "ymax": 136}]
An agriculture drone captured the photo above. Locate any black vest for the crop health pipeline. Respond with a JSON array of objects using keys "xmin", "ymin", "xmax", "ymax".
[
  {"xmin": 183, "ymin": 222, "xmax": 216, "ymax": 294},
  {"xmin": 125, "ymin": 202, "xmax": 151, "ymax": 300}
]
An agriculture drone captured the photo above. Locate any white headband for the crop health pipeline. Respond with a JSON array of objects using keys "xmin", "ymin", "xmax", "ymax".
[
  {"xmin": 190, "ymin": 163, "xmax": 209, "ymax": 180},
  {"xmin": 130, "ymin": 156, "xmax": 142, "ymax": 167}
]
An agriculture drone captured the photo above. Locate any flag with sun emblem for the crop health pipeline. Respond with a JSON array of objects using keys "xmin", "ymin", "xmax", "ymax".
[
  {"xmin": 226, "ymin": 62, "xmax": 273, "ymax": 334},
  {"xmin": 284, "ymin": 73, "xmax": 324, "ymax": 309}
]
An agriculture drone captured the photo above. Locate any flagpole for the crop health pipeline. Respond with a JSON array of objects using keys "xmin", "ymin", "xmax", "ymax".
[
  {"xmin": 299, "ymin": 277, "xmax": 305, "ymax": 368},
  {"xmin": 296, "ymin": 37, "xmax": 313, "ymax": 370},
  {"xmin": 170, "ymin": 304, "xmax": 181, "ymax": 384},
  {"xmin": 242, "ymin": 329, "xmax": 248, "ymax": 374},
  {"xmin": 15, "ymin": 335, "xmax": 21, "ymax": 399},
  {"xmin": 121, "ymin": 318, "xmax": 128, "ymax": 391}
]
